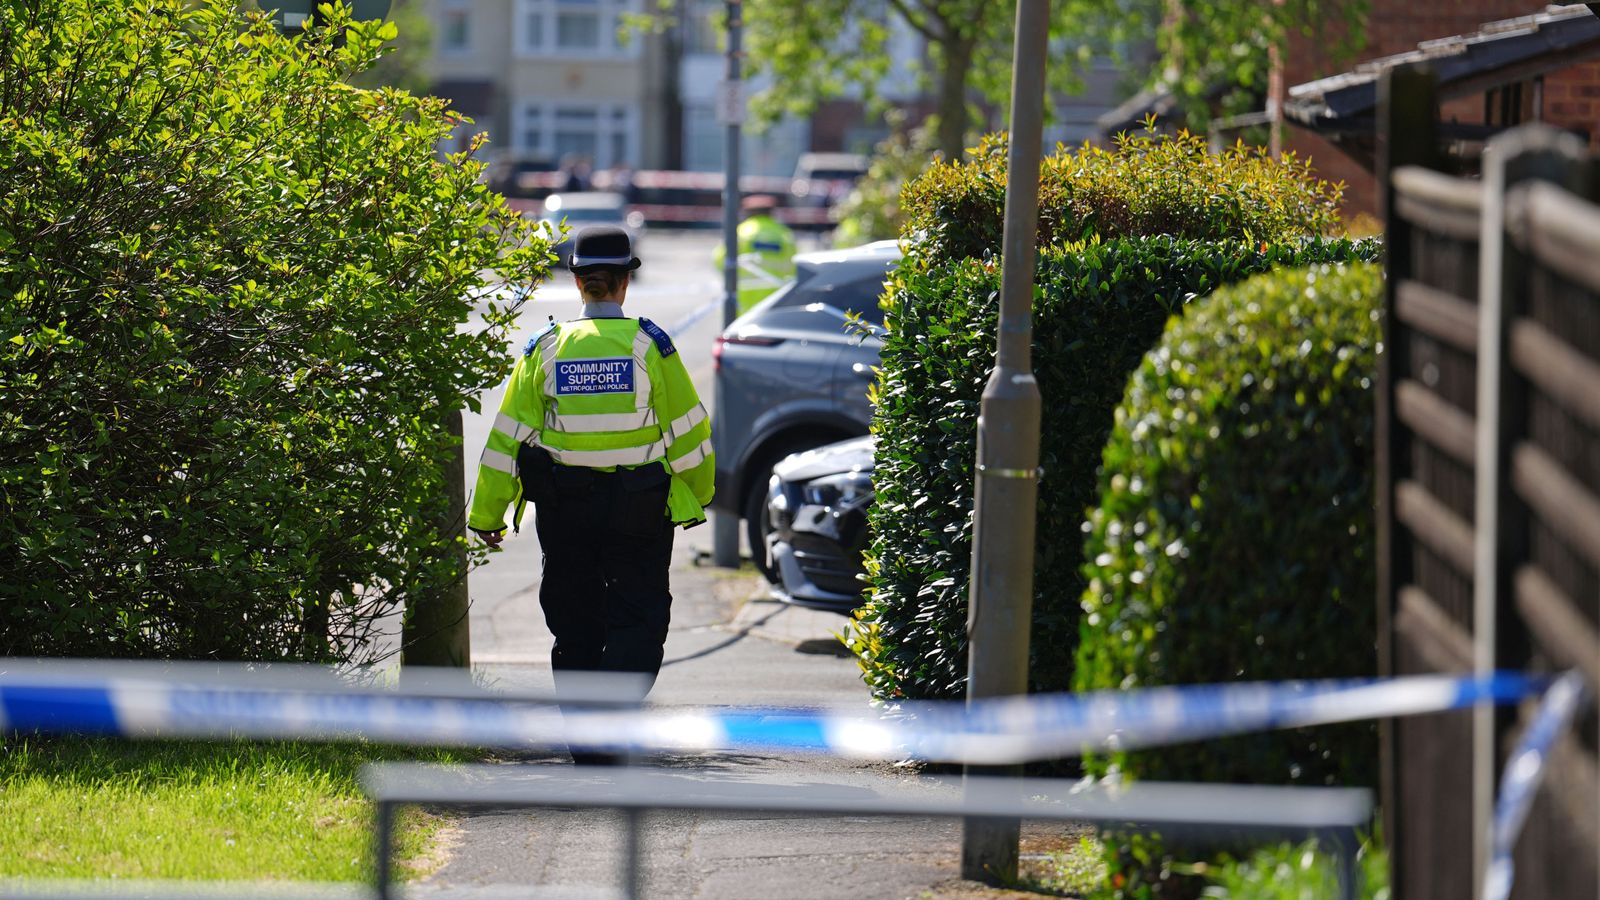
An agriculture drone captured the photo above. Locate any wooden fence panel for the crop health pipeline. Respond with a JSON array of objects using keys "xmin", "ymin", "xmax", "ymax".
[
  {"xmin": 1380, "ymin": 63, "xmax": 1599, "ymax": 900},
  {"xmin": 1496, "ymin": 176, "xmax": 1600, "ymax": 900},
  {"xmin": 1379, "ymin": 63, "xmax": 1480, "ymax": 900},
  {"xmin": 1385, "ymin": 183, "xmax": 1481, "ymax": 899}
]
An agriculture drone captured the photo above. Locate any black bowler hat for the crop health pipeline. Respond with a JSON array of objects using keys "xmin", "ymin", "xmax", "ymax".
[{"xmin": 569, "ymin": 225, "xmax": 642, "ymax": 274}]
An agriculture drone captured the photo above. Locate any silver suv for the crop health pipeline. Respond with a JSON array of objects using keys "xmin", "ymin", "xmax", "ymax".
[{"xmin": 711, "ymin": 240, "xmax": 900, "ymax": 579}]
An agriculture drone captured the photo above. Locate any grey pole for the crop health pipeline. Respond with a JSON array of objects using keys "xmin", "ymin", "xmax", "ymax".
[
  {"xmin": 959, "ymin": 0, "xmax": 1049, "ymax": 883},
  {"xmin": 710, "ymin": 0, "xmax": 744, "ymax": 568}
]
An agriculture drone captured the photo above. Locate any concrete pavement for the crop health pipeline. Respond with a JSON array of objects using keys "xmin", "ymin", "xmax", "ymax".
[
  {"xmin": 413, "ymin": 231, "xmax": 1074, "ymax": 899},
  {"xmin": 420, "ymin": 522, "xmax": 975, "ymax": 900}
]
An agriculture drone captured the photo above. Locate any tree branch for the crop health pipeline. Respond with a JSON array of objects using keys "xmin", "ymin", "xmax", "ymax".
[{"xmin": 885, "ymin": 0, "xmax": 940, "ymax": 43}]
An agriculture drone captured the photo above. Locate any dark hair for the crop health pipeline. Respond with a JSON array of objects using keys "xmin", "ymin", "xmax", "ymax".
[{"xmin": 576, "ymin": 267, "xmax": 626, "ymax": 301}]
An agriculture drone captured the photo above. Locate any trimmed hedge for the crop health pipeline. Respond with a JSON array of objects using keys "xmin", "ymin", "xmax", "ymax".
[
  {"xmin": 1074, "ymin": 262, "xmax": 1383, "ymax": 788},
  {"xmin": 900, "ymin": 130, "xmax": 1345, "ymax": 262},
  {"xmin": 851, "ymin": 238, "xmax": 1380, "ymax": 700},
  {"xmin": 848, "ymin": 128, "xmax": 1362, "ymax": 701}
]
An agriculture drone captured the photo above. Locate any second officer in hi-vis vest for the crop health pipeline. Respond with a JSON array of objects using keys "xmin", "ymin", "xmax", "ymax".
[{"xmin": 468, "ymin": 226, "xmax": 714, "ymax": 696}]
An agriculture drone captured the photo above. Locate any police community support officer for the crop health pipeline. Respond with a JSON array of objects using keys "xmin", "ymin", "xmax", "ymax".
[
  {"xmin": 467, "ymin": 225, "xmax": 714, "ymax": 697},
  {"xmin": 711, "ymin": 194, "xmax": 796, "ymax": 312}
]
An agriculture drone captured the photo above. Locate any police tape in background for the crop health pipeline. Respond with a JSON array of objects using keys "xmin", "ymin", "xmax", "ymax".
[
  {"xmin": 0, "ymin": 664, "xmax": 1556, "ymax": 766},
  {"xmin": 1480, "ymin": 671, "xmax": 1590, "ymax": 900}
]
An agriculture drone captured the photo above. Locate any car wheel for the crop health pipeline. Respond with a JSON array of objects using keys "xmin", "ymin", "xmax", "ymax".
[
  {"xmin": 743, "ymin": 466, "xmax": 781, "ymax": 584},
  {"xmin": 742, "ymin": 439, "xmax": 821, "ymax": 584}
]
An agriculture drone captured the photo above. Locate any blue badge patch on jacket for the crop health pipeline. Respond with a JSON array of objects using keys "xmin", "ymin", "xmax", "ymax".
[
  {"xmin": 523, "ymin": 320, "xmax": 559, "ymax": 356},
  {"xmin": 637, "ymin": 317, "xmax": 676, "ymax": 358},
  {"xmin": 555, "ymin": 357, "xmax": 635, "ymax": 395}
]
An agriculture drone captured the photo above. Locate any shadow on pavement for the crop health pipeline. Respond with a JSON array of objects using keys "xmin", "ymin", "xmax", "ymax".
[{"xmin": 658, "ymin": 601, "xmax": 786, "ymax": 668}]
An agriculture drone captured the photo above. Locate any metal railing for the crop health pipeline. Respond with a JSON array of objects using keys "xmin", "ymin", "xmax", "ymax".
[{"xmin": 364, "ymin": 764, "xmax": 1373, "ymax": 900}]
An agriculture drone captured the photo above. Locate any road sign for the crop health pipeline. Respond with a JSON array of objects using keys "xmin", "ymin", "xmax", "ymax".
[{"xmin": 715, "ymin": 81, "xmax": 746, "ymax": 126}]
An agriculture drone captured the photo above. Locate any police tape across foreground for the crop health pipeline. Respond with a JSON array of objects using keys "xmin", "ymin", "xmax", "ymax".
[{"xmin": 0, "ymin": 662, "xmax": 1553, "ymax": 766}]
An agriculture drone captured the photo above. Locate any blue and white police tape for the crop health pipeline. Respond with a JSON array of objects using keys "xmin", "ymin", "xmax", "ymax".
[
  {"xmin": 1481, "ymin": 671, "xmax": 1589, "ymax": 900},
  {"xmin": 0, "ymin": 661, "xmax": 1554, "ymax": 765}
]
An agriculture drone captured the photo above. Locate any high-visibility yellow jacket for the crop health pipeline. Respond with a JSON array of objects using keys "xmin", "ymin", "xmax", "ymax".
[
  {"xmin": 712, "ymin": 214, "xmax": 798, "ymax": 312},
  {"xmin": 468, "ymin": 315, "xmax": 714, "ymax": 533}
]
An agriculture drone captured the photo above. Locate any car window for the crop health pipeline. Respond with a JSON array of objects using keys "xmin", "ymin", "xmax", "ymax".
[
  {"xmin": 762, "ymin": 262, "xmax": 895, "ymax": 327},
  {"xmin": 791, "ymin": 273, "xmax": 888, "ymax": 326},
  {"xmin": 829, "ymin": 274, "xmax": 889, "ymax": 325},
  {"xmin": 747, "ymin": 304, "xmax": 840, "ymax": 333},
  {"xmin": 557, "ymin": 208, "xmax": 622, "ymax": 222}
]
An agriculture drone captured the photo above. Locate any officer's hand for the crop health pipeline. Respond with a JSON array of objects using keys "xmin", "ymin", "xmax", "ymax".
[{"xmin": 472, "ymin": 528, "xmax": 504, "ymax": 548}]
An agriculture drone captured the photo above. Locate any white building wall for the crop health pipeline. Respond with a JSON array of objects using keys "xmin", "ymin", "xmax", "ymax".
[{"xmin": 420, "ymin": 0, "xmax": 663, "ymax": 169}]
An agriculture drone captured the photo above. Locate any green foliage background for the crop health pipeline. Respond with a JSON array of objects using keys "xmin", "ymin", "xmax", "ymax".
[
  {"xmin": 1075, "ymin": 263, "xmax": 1382, "ymax": 788},
  {"xmin": 848, "ymin": 130, "xmax": 1374, "ymax": 700},
  {"xmin": 0, "ymin": 0, "xmax": 547, "ymax": 660},
  {"xmin": 831, "ymin": 120, "xmax": 940, "ymax": 247},
  {"xmin": 695, "ymin": 0, "xmax": 1369, "ymax": 160}
]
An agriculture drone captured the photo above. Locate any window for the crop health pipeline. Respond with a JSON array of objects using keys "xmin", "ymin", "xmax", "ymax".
[
  {"xmin": 553, "ymin": 107, "xmax": 600, "ymax": 160},
  {"xmin": 833, "ymin": 275, "xmax": 889, "ymax": 326},
  {"xmin": 440, "ymin": 2, "xmax": 470, "ymax": 52},
  {"xmin": 517, "ymin": 0, "xmax": 639, "ymax": 58},
  {"xmin": 683, "ymin": 105, "xmax": 721, "ymax": 171},
  {"xmin": 682, "ymin": 0, "xmax": 720, "ymax": 54},
  {"xmin": 517, "ymin": 102, "xmax": 639, "ymax": 169},
  {"xmin": 781, "ymin": 274, "xmax": 889, "ymax": 327}
]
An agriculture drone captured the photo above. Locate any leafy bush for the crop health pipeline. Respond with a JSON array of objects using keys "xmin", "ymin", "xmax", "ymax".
[
  {"xmin": 849, "ymin": 127, "xmax": 1362, "ymax": 701},
  {"xmin": 0, "ymin": 1, "xmax": 547, "ymax": 659},
  {"xmin": 1074, "ymin": 263, "xmax": 1382, "ymax": 788},
  {"xmin": 851, "ymin": 238, "xmax": 1378, "ymax": 700},
  {"xmin": 1198, "ymin": 838, "xmax": 1390, "ymax": 900},
  {"xmin": 831, "ymin": 121, "xmax": 940, "ymax": 246},
  {"xmin": 1086, "ymin": 834, "xmax": 1390, "ymax": 900},
  {"xmin": 900, "ymin": 127, "xmax": 1344, "ymax": 262}
]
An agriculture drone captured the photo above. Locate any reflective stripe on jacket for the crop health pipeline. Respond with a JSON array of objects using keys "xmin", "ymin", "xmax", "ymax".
[{"xmin": 468, "ymin": 316, "xmax": 715, "ymax": 532}]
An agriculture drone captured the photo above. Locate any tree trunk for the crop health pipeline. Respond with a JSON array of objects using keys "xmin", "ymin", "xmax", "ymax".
[
  {"xmin": 401, "ymin": 407, "xmax": 472, "ymax": 671},
  {"xmin": 936, "ymin": 36, "xmax": 975, "ymax": 161}
]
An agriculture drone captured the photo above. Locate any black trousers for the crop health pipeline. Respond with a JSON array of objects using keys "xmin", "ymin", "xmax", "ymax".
[{"xmin": 530, "ymin": 461, "xmax": 675, "ymax": 698}]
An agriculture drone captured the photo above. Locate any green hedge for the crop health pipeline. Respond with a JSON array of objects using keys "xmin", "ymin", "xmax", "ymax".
[
  {"xmin": 1073, "ymin": 263, "xmax": 1383, "ymax": 788},
  {"xmin": 0, "ymin": 1, "xmax": 547, "ymax": 660},
  {"xmin": 848, "ymin": 128, "xmax": 1363, "ymax": 701},
  {"xmin": 851, "ymin": 238, "xmax": 1379, "ymax": 700},
  {"xmin": 900, "ymin": 130, "xmax": 1344, "ymax": 262}
]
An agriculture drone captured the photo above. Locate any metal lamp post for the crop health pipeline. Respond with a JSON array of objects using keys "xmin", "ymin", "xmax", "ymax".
[
  {"xmin": 960, "ymin": 0, "xmax": 1051, "ymax": 883},
  {"xmin": 711, "ymin": 0, "xmax": 745, "ymax": 568}
]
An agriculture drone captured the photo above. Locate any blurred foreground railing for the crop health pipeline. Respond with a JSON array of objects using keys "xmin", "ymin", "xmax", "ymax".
[
  {"xmin": 0, "ymin": 660, "xmax": 1584, "ymax": 899},
  {"xmin": 364, "ymin": 765, "xmax": 1373, "ymax": 900}
]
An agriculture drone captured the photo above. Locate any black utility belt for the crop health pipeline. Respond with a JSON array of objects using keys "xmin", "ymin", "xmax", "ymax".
[
  {"xmin": 517, "ymin": 444, "xmax": 673, "ymax": 537},
  {"xmin": 517, "ymin": 444, "xmax": 670, "ymax": 496}
]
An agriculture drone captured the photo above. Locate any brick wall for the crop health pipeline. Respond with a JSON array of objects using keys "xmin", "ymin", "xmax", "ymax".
[
  {"xmin": 1544, "ymin": 59, "xmax": 1600, "ymax": 140},
  {"xmin": 1282, "ymin": 2, "xmax": 1600, "ymax": 220}
]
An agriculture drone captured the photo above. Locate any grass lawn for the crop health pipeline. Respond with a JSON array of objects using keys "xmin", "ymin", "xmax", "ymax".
[{"xmin": 0, "ymin": 736, "xmax": 465, "ymax": 882}]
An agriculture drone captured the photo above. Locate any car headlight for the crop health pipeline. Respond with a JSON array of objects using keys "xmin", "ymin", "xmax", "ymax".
[{"xmin": 802, "ymin": 471, "xmax": 873, "ymax": 508}]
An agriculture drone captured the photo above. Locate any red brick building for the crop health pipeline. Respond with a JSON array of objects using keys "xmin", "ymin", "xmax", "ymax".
[{"xmin": 1281, "ymin": 2, "xmax": 1600, "ymax": 218}]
